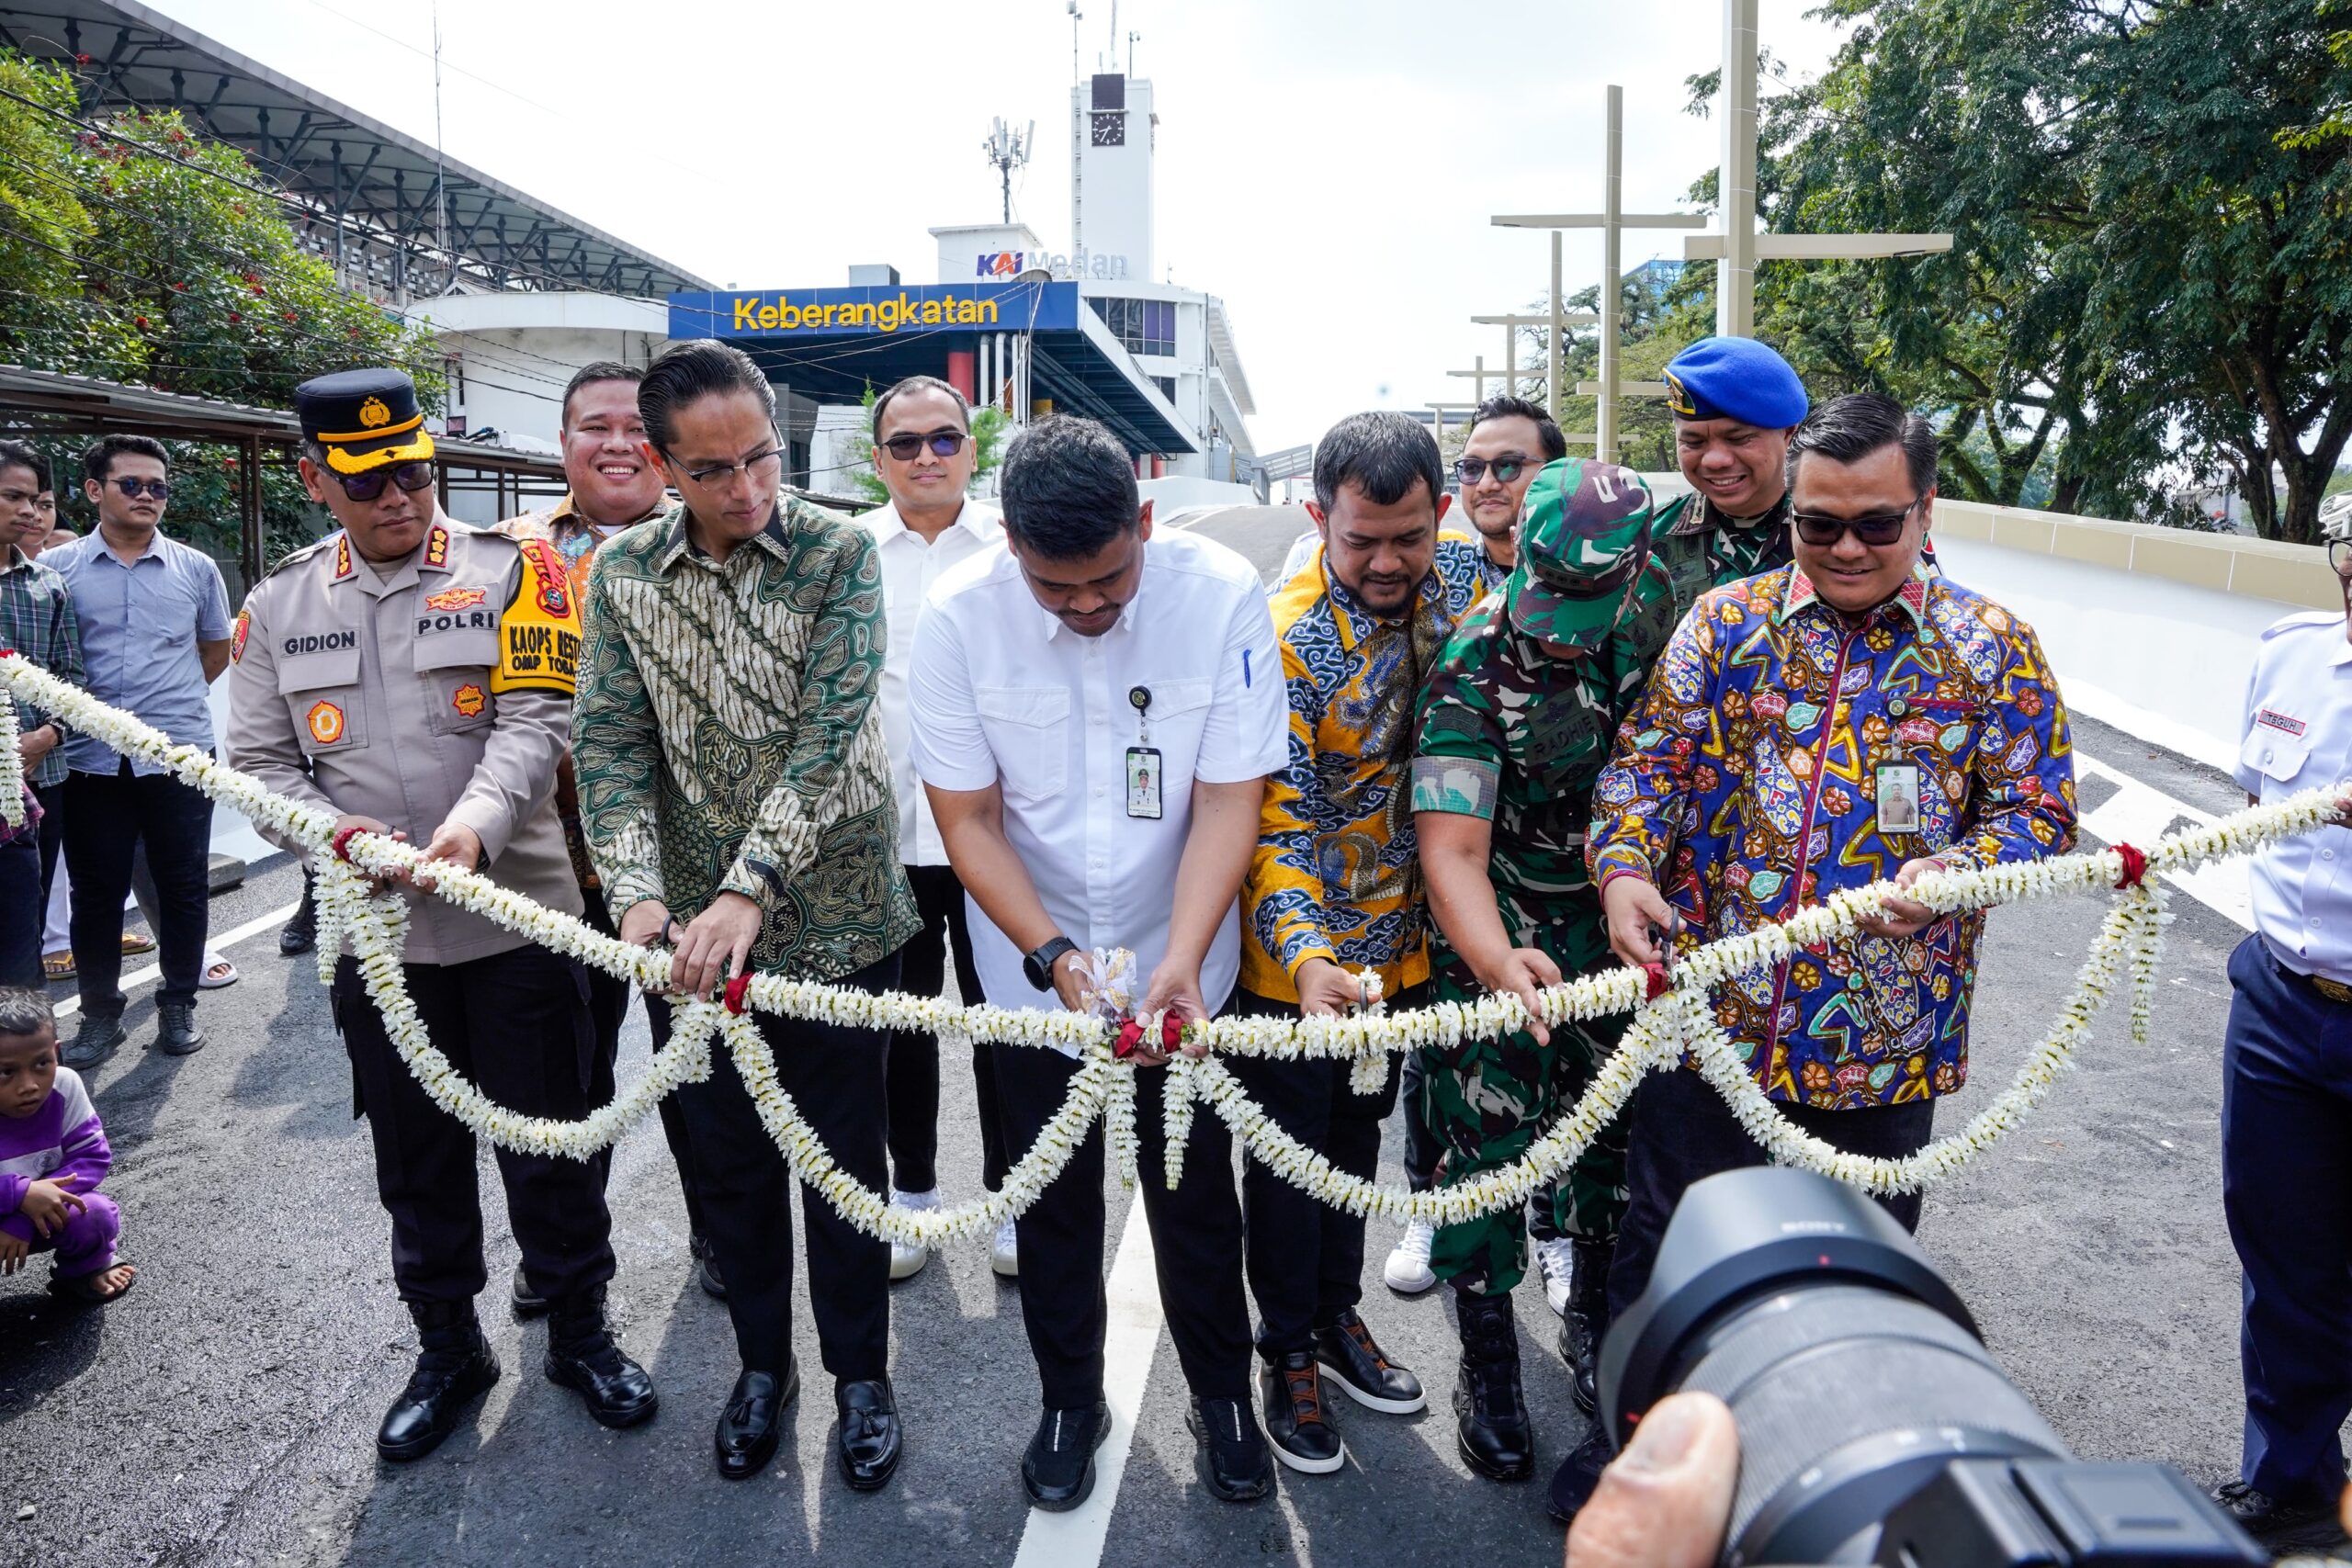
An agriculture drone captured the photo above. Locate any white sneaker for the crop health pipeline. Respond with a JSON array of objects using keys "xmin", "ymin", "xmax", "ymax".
[
  {"xmin": 1534, "ymin": 1235, "xmax": 1576, "ymax": 1317},
  {"xmin": 1383, "ymin": 1218, "xmax": 1436, "ymax": 1294},
  {"xmin": 990, "ymin": 1213, "xmax": 1020, "ymax": 1278},
  {"xmin": 888, "ymin": 1188, "xmax": 938, "ymax": 1281}
]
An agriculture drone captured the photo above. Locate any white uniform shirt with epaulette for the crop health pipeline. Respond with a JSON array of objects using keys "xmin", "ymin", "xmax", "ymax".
[
  {"xmin": 2234, "ymin": 607, "xmax": 2352, "ymax": 987},
  {"xmin": 225, "ymin": 518, "xmax": 585, "ymax": 964}
]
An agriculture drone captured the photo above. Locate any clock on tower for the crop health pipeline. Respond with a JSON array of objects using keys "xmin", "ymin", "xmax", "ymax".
[{"xmin": 1090, "ymin": 111, "xmax": 1125, "ymax": 147}]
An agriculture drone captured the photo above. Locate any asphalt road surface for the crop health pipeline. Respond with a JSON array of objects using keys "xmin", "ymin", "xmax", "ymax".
[{"xmin": 2, "ymin": 505, "xmax": 2330, "ymax": 1568}]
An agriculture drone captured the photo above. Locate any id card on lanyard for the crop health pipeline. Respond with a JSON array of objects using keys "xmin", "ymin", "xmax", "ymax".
[{"xmin": 1126, "ymin": 684, "xmax": 1162, "ymax": 819}]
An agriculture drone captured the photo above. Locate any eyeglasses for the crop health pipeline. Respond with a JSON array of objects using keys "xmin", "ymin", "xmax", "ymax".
[
  {"xmin": 333, "ymin": 461, "xmax": 437, "ymax": 502},
  {"xmin": 1791, "ymin": 497, "xmax": 1924, "ymax": 547},
  {"xmin": 1454, "ymin": 457, "xmax": 1529, "ymax": 486},
  {"xmin": 669, "ymin": 444, "xmax": 786, "ymax": 491},
  {"xmin": 2330, "ymin": 539, "xmax": 2350, "ymax": 577},
  {"xmin": 107, "ymin": 477, "xmax": 171, "ymax": 502},
  {"xmin": 879, "ymin": 429, "xmax": 968, "ymax": 462}
]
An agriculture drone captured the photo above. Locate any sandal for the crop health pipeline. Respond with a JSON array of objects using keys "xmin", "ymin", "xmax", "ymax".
[
  {"xmin": 41, "ymin": 951, "xmax": 74, "ymax": 983},
  {"xmin": 198, "ymin": 954, "xmax": 240, "ymax": 989},
  {"xmin": 120, "ymin": 932, "xmax": 156, "ymax": 956},
  {"xmin": 51, "ymin": 1261, "xmax": 137, "ymax": 1305}
]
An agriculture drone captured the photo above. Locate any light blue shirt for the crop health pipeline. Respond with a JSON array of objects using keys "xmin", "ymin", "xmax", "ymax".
[
  {"xmin": 45, "ymin": 528, "xmax": 232, "ymax": 775},
  {"xmin": 2235, "ymin": 608, "xmax": 2352, "ymax": 986}
]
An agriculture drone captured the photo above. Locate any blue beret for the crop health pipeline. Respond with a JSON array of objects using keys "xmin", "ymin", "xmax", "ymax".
[{"xmin": 1662, "ymin": 337, "xmax": 1808, "ymax": 430}]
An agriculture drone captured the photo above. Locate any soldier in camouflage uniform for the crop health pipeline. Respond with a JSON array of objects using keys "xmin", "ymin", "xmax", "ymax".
[
  {"xmin": 1407, "ymin": 458, "xmax": 1676, "ymax": 1483},
  {"xmin": 1647, "ymin": 335, "xmax": 1812, "ymax": 619}
]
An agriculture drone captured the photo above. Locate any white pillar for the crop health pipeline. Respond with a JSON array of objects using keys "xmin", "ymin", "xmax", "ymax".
[
  {"xmin": 1548, "ymin": 231, "xmax": 1566, "ymax": 419},
  {"xmin": 1600, "ymin": 84, "xmax": 1623, "ymax": 457},
  {"xmin": 1717, "ymin": 0, "xmax": 1761, "ymax": 338}
]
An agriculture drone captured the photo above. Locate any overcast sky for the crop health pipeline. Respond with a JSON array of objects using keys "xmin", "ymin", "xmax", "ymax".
[{"xmin": 142, "ymin": 0, "xmax": 1847, "ymax": 453}]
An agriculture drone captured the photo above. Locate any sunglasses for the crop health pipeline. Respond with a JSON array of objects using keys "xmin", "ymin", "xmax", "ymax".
[
  {"xmin": 1791, "ymin": 497, "xmax": 1923, "ymax": 547},
  {"xmin": 333, "ymin": 461, "xmax": 437, "ymax": 502},
  {"xmin": 1454, "ymin": 457, "xmax": 1528, "ymax": 486},
  {"xmin": 879, "ymin": 429, "xmax": 968, "ymax": 462},
  {"xmin": 107, "ymin": 477, "xmax": 171, "ymax": 502}
]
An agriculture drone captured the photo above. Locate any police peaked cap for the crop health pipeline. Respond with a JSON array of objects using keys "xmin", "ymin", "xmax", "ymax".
[
  {"xmin": 1662, "ymin": 336, "xmax": 1809, "ymax": 431},
  {"xmin": 295, "ymin": 367, "xmax": 435, "ymax": 475}
]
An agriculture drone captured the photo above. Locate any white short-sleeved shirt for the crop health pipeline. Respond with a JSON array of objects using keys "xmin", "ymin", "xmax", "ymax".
[
  {"xmin": 2235, "ymin": 609, "xmax": 2352, "ymax": 986},
  {"xmin": 862, "ymin": 497, "xmax": 1004, "ymax": 866},
  {"xmin": 910, "ymin": 528, "xmax": 1287, "ymax": 1021}
]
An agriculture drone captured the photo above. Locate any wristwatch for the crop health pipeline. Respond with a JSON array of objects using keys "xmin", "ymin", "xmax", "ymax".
[{"xmin": 1023, "ymin": 935, "xmax": 1079, "ymax": 992}]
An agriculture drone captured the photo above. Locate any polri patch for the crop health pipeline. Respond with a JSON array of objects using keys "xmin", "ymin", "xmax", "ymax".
[
  {"xmin": 307, "ymin": 700, "xmax": 345, "ymax": 746},
  {"xmin": 451, "ymin": 682, "xmax": 485, "ymax": 718},
  {"xmin": 424, "ymin": 585, "xmax": 488, "ymax": 613}
]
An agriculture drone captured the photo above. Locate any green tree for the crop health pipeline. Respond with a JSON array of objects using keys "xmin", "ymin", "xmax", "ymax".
[
  {"xmin": 1703, "ymin": 0, "xmax": 2352, "ymax": 541},
  {"xmin": 0, "ymin": 51, "xmax": 442, "ymax": 411}
]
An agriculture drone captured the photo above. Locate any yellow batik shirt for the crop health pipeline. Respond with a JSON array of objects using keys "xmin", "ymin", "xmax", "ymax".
[{"xmin": 1241, "ymin": 536, "xmax": 1493, "ymax": 1002}]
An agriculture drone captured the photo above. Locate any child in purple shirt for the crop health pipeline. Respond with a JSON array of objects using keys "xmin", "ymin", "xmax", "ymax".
[{"xmin": 0, "ymin": 987, "xmax": 133, "ymax": 1303}]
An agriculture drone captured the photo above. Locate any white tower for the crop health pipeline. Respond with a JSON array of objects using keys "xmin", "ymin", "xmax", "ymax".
[{"xmin": 1071, "ymin": 72, "xmax": 1152, "ymax": 282}]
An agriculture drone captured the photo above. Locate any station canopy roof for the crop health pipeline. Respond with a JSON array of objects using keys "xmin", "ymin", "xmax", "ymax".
[
  {"xmin": 669, "ymin": 280, "xmax": 1195, "ymax": 458},
  {"xmin": 0, "ymin": 0, "xmax": 710, "ymax": 297}
]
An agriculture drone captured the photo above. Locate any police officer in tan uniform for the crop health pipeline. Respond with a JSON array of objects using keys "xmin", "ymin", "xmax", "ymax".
[{"xmin": 226, "ymin": 369, "xmax": 656, "ymax": 1462}]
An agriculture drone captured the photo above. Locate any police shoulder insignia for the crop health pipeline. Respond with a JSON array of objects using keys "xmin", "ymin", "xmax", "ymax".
[
  {"xmin": 423, "ymin": 523, "xmax": 450, "ymax": 570},
  {"xmin": 492, "ymin": 537, "xmax": 580, "ymax": 697},
  {"xmin": 332, "ymin": 533, "xmax": 353, "ymax": 581},
  {"xmin": 231, "ymin": 608, "xmax": 250, "ymax": 663}
]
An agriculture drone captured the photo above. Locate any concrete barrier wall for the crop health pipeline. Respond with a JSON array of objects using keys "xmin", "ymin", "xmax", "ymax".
[{"xmin": 1931, "ymin": 499, "xmax": 2340, "ymax": 614}]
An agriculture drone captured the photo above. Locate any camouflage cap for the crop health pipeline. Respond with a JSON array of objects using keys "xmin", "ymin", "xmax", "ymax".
[{"xmin": 1505, "ymin": 457, "xmax": 1656, "ymax": 648}]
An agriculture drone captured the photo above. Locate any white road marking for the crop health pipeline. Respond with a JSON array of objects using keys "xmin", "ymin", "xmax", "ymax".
[
  {"xmin": 1010, "ymin": 1195, "xmax": 1164, "ymax": 1568},
  {"xmin": 2072, "ymin": 751, "xmax": 2253, "ymax": 930},
  {"xmin": 52, "ymin": 900, "xmax": 301, "ymax": 1020}
]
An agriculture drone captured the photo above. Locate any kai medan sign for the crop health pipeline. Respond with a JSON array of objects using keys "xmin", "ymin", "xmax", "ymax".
[
  {"xmin": 670, "ymin": 282, "xmax": 1080, "ymax": 340},
  {"xmin": 977, "ymin": 247, "xmax": 1130, "ymax": 281}
]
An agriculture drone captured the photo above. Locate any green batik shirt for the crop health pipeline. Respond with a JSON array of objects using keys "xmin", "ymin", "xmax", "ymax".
[
  {"xmin": 1650, "ymin": 489, "xmax": 1794, "ymax": 622},
  {"xmin": 571, "ymin": 497, "xmax": 920, "ymax": 982},
  {"xmin": 1408, "ymin": 558, "xmax": 1679, "ymax": 973}
]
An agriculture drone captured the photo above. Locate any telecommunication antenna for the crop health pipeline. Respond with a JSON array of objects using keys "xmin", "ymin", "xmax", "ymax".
[{"xmin": 982, "ymin": 118, "xmax": 1034, "ymax": 226}]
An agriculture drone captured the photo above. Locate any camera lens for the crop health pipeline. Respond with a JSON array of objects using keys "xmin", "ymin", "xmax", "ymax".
[{"xmin": 1600, "ymin": 1168, "xmax": 2069, "ymax": 1565}]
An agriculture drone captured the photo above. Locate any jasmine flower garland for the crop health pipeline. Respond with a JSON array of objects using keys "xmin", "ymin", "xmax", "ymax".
[{"xmin": 8, "ymin": 653, "xmax": 2346, "ymax": 1244}]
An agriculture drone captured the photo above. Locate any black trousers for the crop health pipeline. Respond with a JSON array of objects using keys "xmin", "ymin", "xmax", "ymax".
[
  {"xmin": 994, "ymin": 1006, "xmax": 1253, "ymax": 1407},
  {"xmin": 682, "ymin": 952, "xmax": 897, "ymax": 1382},
  {"xmin": 1609, "ymin": 1063, "xmax": 1937, "ymax": 1321},
  {"xmin": 32, "ymin": 780, "xmax": 64, "ymax": 904},
  {"xmin": 63, "ymin": 762, "xmax": 212, "ymax": 1010},
  {"xmin": 578, "ymin": 888, "xmax": 707, "ymax": 1242},
  {"xmin": 888, "ymin": 863, "xmax": 1006, "ymax": 1192},
  {"xmin": 331, "ymin": 945, "xmax": 616, "ymax": 1305},
  {"xmin": 0, "ymin": 830, "xmax": 38, "ymax": 987},
  {"xmin": 1232, "ymin": 985, "xmax": 1416, "ymax": 1359}
]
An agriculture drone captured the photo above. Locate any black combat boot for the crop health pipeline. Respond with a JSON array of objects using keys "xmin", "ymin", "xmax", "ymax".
[
  {"xmin": 279, "ymin": 874, "xmax": 318, "ymax": 956},
  {"xmin": 1556, "ymin": 1238, "xmax": 1613, "ymax": 1416},
  {"xmin": 544, "ymin": 1284, "xmax": 658, "ymax": 1429},
  {"xmin": 377, "ymin": 1299, "xmax": 500, "ymax": 1461},
  {"xmin": 1453, "ymin": 1287, "xmax": 1533, "ymax": 1482}
]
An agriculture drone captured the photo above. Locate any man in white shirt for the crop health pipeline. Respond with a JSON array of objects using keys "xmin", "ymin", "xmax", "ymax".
[
  {"xmin": 857, "ymin": 375, "xmax": 1013, "ymax": 1282},
  {"xmin": 2210, "ymin": 496, "xmax": 2352, "ymax": 1553},
  {"xmin": 911, "ymin": 415, "xmax": 1285, "ymax": 1512}
]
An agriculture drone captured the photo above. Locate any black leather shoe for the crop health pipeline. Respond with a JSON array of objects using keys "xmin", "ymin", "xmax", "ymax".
[
  {"xmin": 835, "ymin": 1377, "xmax": 902, "ymax": 1491},
  {"xmin": 1022, "ymin": 1402, "xmax": 1110, "ymax": 1511},
  {"xmin": 1453, "ymin": 1288, "xmax": 1533, "ymax": 1482},
  {"xmin": 1555, "ymin": 1238, "xmax": 1613, "ymax": 1417},
  {"xmin": 377, "ymin": 1301, "xmax": 501, "ymax": 1461},
  {"xmin": 693, "ymin": 1233, "xmax": 727, "ymax": 1300},
  {"xmin": 2211, "ymin": 1480, "xmax": 2348, "ymax": 1551},
  {"xmin": 715, "ymin": 1363, "xmax": 797, "ymax": 1481},
  {"xmin": 1261, "ymin": 1352, "xmax": 1345, "ymax": 1474},
  {"xmin": 279, "ymin": 880, "xmax": 318, "ymax": 955},
  {"xmin": 510, "ymin": 1262, "xmax": 548, "ymax": 1320},
  {"xmin": 1187, "ymin": 1396, "xmax": 1273, "ymax": 1503},
  {"xmin": 155, "ymin": 1000, "xmax": 204, "ymax": 1056},
  {"xmin": 1548, "ymin": 1427, "xmax": 1614, "ymax": 1523},
  {"xmin": 1314, "ymin": 1308, "xmax": 1426, "ymax": 1415},
  {"xmin": 544, "ymin": 1288, "xmax": 657, "ymax": 1430},
  {"xmin": 62, "ymin": 1011, "xmax": 124, "ymax": 1070}
]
